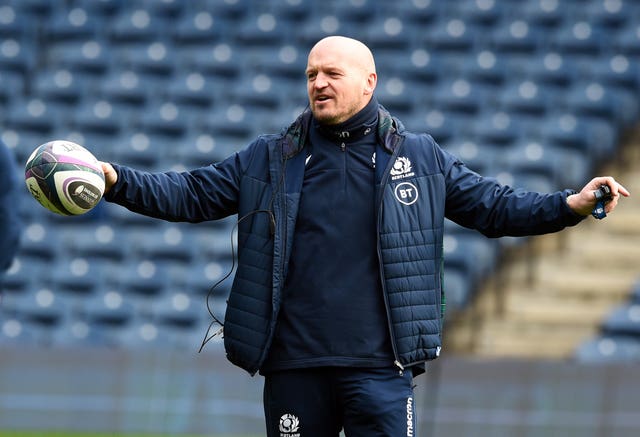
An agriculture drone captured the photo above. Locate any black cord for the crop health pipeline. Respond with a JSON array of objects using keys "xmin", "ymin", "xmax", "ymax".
[
  {"xmin": 197, "ymin": 136, "xmax": 295, "ymax": 353},
  {"xmin": 197, "ymin": 208, "xmax": 275, "ymax": 352}
]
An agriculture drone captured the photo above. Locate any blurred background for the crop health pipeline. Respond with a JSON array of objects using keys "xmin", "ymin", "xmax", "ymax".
[{"xmin": 0, "ymin": 0, "xmax": 639, "ymax": 435}]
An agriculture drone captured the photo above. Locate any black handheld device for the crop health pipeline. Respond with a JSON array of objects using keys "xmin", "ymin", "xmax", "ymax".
[{"xmin": 591, "ymin": 185, "xmax": 612, "ymax": 219}]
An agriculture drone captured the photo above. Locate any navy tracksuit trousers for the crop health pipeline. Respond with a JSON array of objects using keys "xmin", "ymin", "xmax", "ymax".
[{"xmin": 263, "ymin": 367, "xmax": 416, "ymax": 437}]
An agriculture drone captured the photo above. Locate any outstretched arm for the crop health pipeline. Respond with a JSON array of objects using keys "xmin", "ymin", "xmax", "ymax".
[{"xmin": 566, "ymin": 176, "xmax": 630, "ymax": 217}]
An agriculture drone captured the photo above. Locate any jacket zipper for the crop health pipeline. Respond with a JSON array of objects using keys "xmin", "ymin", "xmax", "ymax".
[{"xmin": 376, "ymin": 141, "xmax": 404, "ymax": 373}]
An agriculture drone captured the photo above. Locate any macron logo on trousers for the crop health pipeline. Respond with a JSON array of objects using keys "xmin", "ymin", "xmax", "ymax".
[{"xmin": 406, "ymin": 396, "xmax": 414, "ymax": 436}]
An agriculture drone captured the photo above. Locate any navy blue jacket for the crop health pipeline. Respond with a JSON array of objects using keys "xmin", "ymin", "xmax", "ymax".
[
  {"xmin": 105, "ymin": 106, "xmax": 584, "ymax": 375},
  {"xmin": 0, "ymin": 141, "xmax": 21, "ymax": 276}
]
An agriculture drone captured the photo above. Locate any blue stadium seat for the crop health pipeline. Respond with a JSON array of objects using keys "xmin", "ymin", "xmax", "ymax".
[
  {"xmin": 230, "ymin": 72, "xmax": 291, "ymax": 111},
  {"xmin": 403, "ymin": 109, "xmax": 473, "ymax": 145},
  {"xmin": 67, "ymin": 224, "xmax": 128, "ymax": 262},
  {"xmin": 203, "ymin": 103, "xmax": 260, "ymax": 141},
  {"xmin": 614, "ymin": 20, "xmax": 640, "ymax": 57},
  {"xmin": 601, "ymin": 303, "xmax": 640, "ymax": 338},
  {"xmin": 421, "ymin": 18, "xmax": 479, "ymax": 53},
  {"xmin": 203, "ymin": 0, "xmax": 251, "ymax": 22},
  {"xmin": 454, "ymin": 0, "xmax": 502, "ymax": 25},
  {"xmin": 47, "ymin": 40, "xmax": 111, "ymax": 77},
  {"xmin": 33, "ymin": 68, "xmax": 88, "ymax": 107},
  {"xmin": 181, "ymin": 260, "xmax": 234, "ymax": 298},
  {"xmin": 296, "ymin": 15, "xmax": 354, "ymax": 46},
  {"xmin": 51, "ymin": 319, "xmax": 119, "ymax": 348},
  {"xmin": 490, "ymin": 19, "xmax": 544, "ymax": 55},
  {"xmin": 565, "ymin": 80, "xmax": 640, "ymax": 131},
  {"xmin": 0, "ymin": 316, "xmax": 43, "ymax": 345},
  {"xmin": 497, "ymin": 79, "xmax": 552, "ymax": 118},
  {"xmin": 269, "ymin": 0, "xmax": 315, "ymax": 22},
  {"xmin": 133, "ymin": 226, "xmax": 197, "ymax": 264},
  {"xmin": 442, "ymin": 136, "xmax": 501, "ymax": 176},
  {"xmin": 1, "ymin": 256, "xmax": 38, "ymax": 295},
  {"xmin": 431, "ymin": 78, "xmax": 487, "ymax": 115},
  {"xmin": 0, "ymin": 4, "xmax": 35, "ymax": 40},
  {"xmin": 585, "ymin": 0, "xmax": 633, "ymax": 29},
  {"xmin": 469, "ymin": 111, "xmax": 523, "ymax": 147},
  {"xmin": 574, "ymin": 335, "xmax": 640, "ymax": 363},
  {"xmin": 0, "ymin": 37, "xmax": 36, "ymax": 76},
  {"xmin": 74, "ymin": 0, "xmax": 124, "ymax": 18},
  {"xmin": 552, "ymin": 21, "xmax": 606, "ymax": 56},
  {"xmin": 106, "ymin": 130, "xmax": 161, "ymax": 169},
  {"xmin": 71, "ymin": 98, "xmax": 126, "ymax": 136},
  {"xmin": 118, "ymin": 259, "xmax": 170, "ymax": 297},
  {"xmin": 171, "ymin": 9, "xmax": 223, "ymax": 45},
  {"xmin": 505, "ymin": 138, "xmax": 586, "ymax": 189},
  {"xmin": 44, "ymin": 6, "xmax": 100, "ymax": 42},
  {"xmin": 167, "ymin": 71, "xmax": 219, "ymax": 109},
  {"xmin": 99, "ymin": 69, "xmax": 151, "ymax": 109},
  {"xmin": 365, "ymin": 16, "xmax": 415, "ymax": 51},
  {"xmin": 152, "ymin": 291, "xmax": 203, "ymax": 328},
  {"xmin": 586, "ymin": 54, "xmax": 640, "ymax": 95},
  {"xmin": 459, "ymin": 50, "xmax": 508, "ymax": 88},
  {"xmin": 0, "ymin": 70, "xmax": 25, "ymax": 106},
  {"xmin": 120, "ymin": 41, "xmax": 175, "ymax": 79},
  {"xmin": 1, "ymin": 128, "xmax": 49, "ymax": 166},
  {"xmin": 3, "ymin": 287, "xmax": 69, "ymax": 328},
  {"xmin": 82, "ymin": 289, "xmax": 136, "ymax": 327},
  {"xmin": 375, "ymin": 76, "xmax": 418, "ymax": 117},
  {"xmin": 50, "ymin": 257, "xmax": 107, "ymax": 296},
  {"xmin": 10, "ymin": 0, "xmax": 56, "ymax": 18},
  {"xmin": 322, "ymin": 0, "xmax": 379, "ymax": 24},
  {"xmin": 18, "ymin": 222, "xmax": 61, "ymax": 262},
  {"xmin": 522, "ymin": 51, "xmax": 578, "ymax": 89},
  {"xmin": 539, "ymin": 112, "xmax": 602, "ymax": 161},
  {"xmin": 234, "ymin": 13, "xmax": 290, "ymax": 47},
  {"xmin": 5, "ymin": 97, "xmax": 61, "ymax": 135},
  {"xmin": 118, "ymin": 320, "xmax": 203, "ymax": 350},
  {"xmin": 170, "ymin": 131, "xmax": 229, "ymax": 167},
  {"xmin": 390, "ymin": 0, "xmax": 443, "ymax": 25},
  {"xmin": 109, "ymin": 8, "xmax": 163, "ymax": 44},
  {"xmin": 137, "ymin": 101, "xmax": 194, "ymax": 138},
  {"xmin": 520, "ymin": 0, "xmax": 568, "ymax": 29},
  {"xmin": 185, "ymin": 43, "xmax": 244, "ymax": 81},
  {"xmin": 242, "ymin": 45, "xmax": 306, "ymax": 83}
]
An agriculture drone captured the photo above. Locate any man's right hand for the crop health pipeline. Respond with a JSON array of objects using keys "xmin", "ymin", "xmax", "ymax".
[{"xmin": 101, "ymin": 162, "xmax": 117, "ymax": 194}]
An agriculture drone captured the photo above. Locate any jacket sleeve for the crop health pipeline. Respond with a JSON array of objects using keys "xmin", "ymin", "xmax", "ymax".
[
  {"xmin": 104, "ymin": 142, "xmax": 259, "ymax": 223},
  {"xmin": 439, "ymin": 146, "xmax": 585, "ymax": 238}
]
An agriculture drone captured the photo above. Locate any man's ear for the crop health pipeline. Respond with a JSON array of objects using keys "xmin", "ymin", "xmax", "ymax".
[{"xmin": 365, "ymin": 72, "xmax": 377, "ymax": 95}]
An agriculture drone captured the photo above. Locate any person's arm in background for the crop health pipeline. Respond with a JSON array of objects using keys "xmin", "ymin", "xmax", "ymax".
[{"xmin": 0, "ymin": 141, "xmax": 22, "ymax": 274}]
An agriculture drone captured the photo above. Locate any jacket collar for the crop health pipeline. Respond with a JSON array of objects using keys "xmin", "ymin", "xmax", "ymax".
[{"xmin": 279, "ymin": 104, "xmax": 403, "ymax": 160}]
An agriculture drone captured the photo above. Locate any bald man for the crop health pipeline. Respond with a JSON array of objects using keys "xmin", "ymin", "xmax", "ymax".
[{"xmin": 100, "ymin": 36, "xmax": 628, "ymax": 436}]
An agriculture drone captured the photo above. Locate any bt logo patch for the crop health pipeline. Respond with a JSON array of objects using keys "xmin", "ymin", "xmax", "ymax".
[{"xmin": 394, "ymin": 182, "xmax": 419, "ymax": 206}]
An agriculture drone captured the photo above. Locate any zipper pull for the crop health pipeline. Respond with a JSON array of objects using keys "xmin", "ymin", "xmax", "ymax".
[
  {"xmin": 394, "ymin": 360, "xmax": 405, "ymax": 376},
  {"xmin": 340, "ymin": 142, "xmax": 346, "ymax": 152}
]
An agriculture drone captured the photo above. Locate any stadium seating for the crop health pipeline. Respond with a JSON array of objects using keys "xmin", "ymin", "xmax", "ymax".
[{"xmin": 2, "ymin": 0, "xmax": 640, "ymax": 355}]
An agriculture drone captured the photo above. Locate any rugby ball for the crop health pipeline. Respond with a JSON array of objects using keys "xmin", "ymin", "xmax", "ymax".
[{"xmin": 25, "ymin": 140, "xmax": 105, "ymax": 215}]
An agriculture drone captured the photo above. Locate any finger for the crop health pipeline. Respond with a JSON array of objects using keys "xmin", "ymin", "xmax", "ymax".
[{"xmin": 616, "ymin": 183, "xmax": 631, "ymax": 197}]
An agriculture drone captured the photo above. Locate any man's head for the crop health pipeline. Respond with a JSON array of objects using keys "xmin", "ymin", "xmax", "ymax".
[{"xmin": 306, "ymin": 36, "xmax": 377, "ymax": 125}]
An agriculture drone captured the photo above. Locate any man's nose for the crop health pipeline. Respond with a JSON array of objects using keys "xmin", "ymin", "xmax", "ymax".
[{"xmin": 314, "ymin": 73, "xmax": 329, "ymax": 88}]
